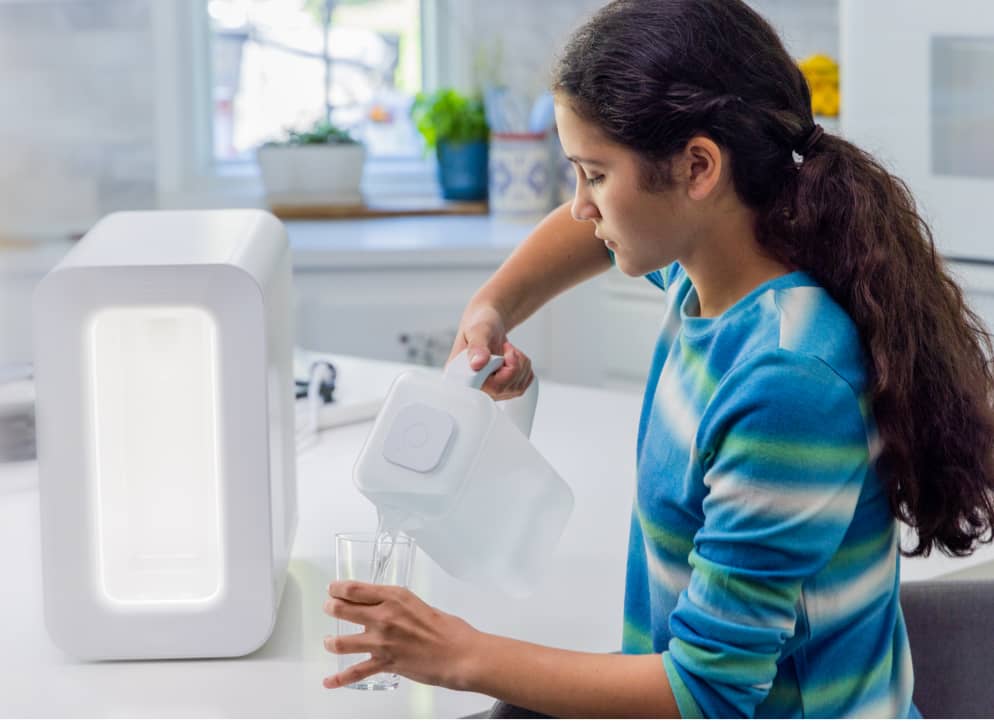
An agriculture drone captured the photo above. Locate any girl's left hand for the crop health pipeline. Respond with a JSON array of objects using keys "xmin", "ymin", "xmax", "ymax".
[{"xmin": 322, "ymin": 581, "xmax": 483, "ymax": 691}]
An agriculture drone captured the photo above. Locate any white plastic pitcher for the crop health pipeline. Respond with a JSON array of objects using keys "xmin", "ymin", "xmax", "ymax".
[{"xmin": 352, "ymin": 351, "xmax": 574, "ymax": 598}]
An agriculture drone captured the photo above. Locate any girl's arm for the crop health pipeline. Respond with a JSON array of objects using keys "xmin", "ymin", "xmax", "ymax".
[
  {"xmin": 449, "ymin": 202, "xmax": 610, "ymax": 399},
  {"xmin": 322, "ymin": 582, "xmax": 682, "ymax": 718},
  {"xmin": 466, "ymin": 632, "xmax": 681, "ymax": 718},
  {"xmin": 468, "ymin": 201, "xmax": 611, "ymax": 332}
]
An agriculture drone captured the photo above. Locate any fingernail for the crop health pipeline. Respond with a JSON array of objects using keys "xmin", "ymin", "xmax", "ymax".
[{"xmin": 470, "ymin": 350, "xmax": 486, "ymax": 364}]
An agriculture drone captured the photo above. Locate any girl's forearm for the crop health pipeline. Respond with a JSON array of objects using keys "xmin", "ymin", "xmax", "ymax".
[
  {"xmin": 472, "ymin": 202, "xmax": 610, "ymax": 331},
  {"xmin": 461, "ymin": 631, "xmax": 681, "ymax": 718}
]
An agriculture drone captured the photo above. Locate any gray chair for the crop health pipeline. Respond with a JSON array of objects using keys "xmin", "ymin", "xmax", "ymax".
[
  {"xmin": 468, "ymin": 579, "xmax": 994, "ymax": 718},
  {"xmin": 900, "ymin": 578, "xmax": 994, "ymax": 718}
]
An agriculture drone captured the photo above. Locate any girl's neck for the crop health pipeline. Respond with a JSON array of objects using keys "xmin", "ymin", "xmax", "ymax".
[{"xmin": 680, "ymin": 218, "xmax": 795, "ymax": 319}]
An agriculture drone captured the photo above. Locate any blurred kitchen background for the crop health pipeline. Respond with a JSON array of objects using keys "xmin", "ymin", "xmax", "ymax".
[{"xmin": 1, "ymin": 0, "xmax": 992, "ymax": 392}]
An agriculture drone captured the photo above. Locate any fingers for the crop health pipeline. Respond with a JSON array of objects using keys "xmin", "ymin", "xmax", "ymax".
[
  {"xmin": 323, "ymin": 657, "xmax": 386, "ymax": 690},
  {"xmin": 320, "ymin": 593, "xmax": 403, "ymax": 691},
  {"xmin": 324, "ymin": 582, "xmax": 416, "ymax": 628},
  {"xmin": 449, "ymin": 303, "xmax": 507, "ymax": 369},
  {"xmin": 447, "ymin": 335, "xmax": 494, "ymax": 372},
  {"xmin": 461, "ymin": 323, "xmax": 504, "ymax": 371},
  {"xmin": 468, "ymin": 345, "xmax": 492, "ymax": 370},
  {"xmin": 502, "ymin": 342, "xmax": 533, "ymax": 391},
  {"xmin": 328, "ymin": 580, "xmax": 400, "ymax": 605},
  {"xmin": 320, "ymin": 586, "xmax": 467, "ymax": 691},
  {"xmin": 323, "ymin": 596, "xmax": 376, "ymax": 626},
  {"xmin": 323, "ymin": 632, "xmax": 371, "ymax": 656},
  {"xmin": 450, "ymin": 322, "xmax": 532, "ymax": 400},
  {"xmin": 481, "ymin": 343, "xmax": 533, "ymax": 400}
]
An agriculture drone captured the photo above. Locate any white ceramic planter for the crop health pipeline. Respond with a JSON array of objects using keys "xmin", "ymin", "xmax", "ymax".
[{"xmin": 257, "ymin": 143, "xmax": 366, "ymax": 206}]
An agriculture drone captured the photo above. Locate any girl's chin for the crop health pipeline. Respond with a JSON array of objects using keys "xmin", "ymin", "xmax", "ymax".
[{"xmin": 616, "ymin": 256, "xmax": 660, "ymax": 279}]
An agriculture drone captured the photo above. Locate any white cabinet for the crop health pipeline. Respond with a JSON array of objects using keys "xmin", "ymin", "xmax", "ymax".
[
  {"xmin": 595, "ymin": 267, "xmax": 666, "ymax": 392},
  {"xmin": 296, "ymin": 264, "xmax": 494, "ymax": 365},
  {"xmin": 287, "ymin": 217, "xmax": 555, "ymax": 373},
  {"xmin": 293, "ymin": 262, "xmax": 551, "ymax": 373}
]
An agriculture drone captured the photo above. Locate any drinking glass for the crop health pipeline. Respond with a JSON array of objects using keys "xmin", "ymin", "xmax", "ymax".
[{"xmin": 333, "ymin": 531, "xmax": 416, "ymax": 690}]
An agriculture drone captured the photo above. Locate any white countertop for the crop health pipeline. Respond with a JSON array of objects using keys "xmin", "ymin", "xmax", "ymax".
[
  {"xmin": 0, "ymin": 355, "xmax": 991, "ymax": 717},
  {"xmin": 9, "ymin": 215, "xmax": 994, "ymax": 276},
  {"xmin": 0, "ymin": 355, "xmax": 640, "ymax": 717},
  {"xmin": 0, "ymin": 215, "xmax": 540, "ymax": 277},
  {"xmin": 286, "ymin": 215, "xmax": 537, "ymax": 269}
]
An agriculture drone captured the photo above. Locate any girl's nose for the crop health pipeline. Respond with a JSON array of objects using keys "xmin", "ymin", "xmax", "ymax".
[{"xmin": 571, "ymin": 190, "xmax": 600, "ymax": 223}]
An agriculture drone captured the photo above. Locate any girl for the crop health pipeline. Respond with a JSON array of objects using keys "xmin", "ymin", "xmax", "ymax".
[{"xmin": 322, "ymin": 0, "xmax": 994, "ymax": 716}]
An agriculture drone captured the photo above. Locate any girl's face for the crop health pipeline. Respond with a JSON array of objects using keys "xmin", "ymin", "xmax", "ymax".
[{"xmin": 554, "ymin": 99, "xmax": 701, "ymax": 277}]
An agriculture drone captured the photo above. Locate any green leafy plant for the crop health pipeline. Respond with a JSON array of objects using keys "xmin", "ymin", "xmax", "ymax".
[
  {"xmin": 410, "ymin": 89, "xmax": 489, "ymax": 150},
  {"xmin": 264, "ymin": 119, "xmax": 360, "ymax": 147}
]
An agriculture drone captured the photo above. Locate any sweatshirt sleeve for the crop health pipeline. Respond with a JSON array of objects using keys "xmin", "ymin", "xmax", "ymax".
[{"xmin": 664, "ymin": 350, "xmax": 869, "ymax": 718}]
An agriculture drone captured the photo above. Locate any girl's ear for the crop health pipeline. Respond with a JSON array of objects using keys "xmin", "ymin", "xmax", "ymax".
[{"xmin": 681, "ymin": 135, "xmax": 723, "ymax": 201}]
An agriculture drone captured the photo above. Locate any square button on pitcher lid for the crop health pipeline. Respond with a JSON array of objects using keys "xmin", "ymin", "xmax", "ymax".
[{"xmin": 382, "ymin": 402, "xmax": 455, "ymax": 473}]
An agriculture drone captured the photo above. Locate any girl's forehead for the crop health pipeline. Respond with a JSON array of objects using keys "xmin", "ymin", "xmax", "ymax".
[{"xmin": 554, "ymin": 102, "xmax": 620, "ymax": 155}]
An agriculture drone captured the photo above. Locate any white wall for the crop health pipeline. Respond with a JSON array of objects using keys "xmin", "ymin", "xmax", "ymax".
[
  {"xmin": 466, "ymin": 0, "xmax": 839, "ymax": 98},
  {"xmin": 748, "ymin": 0, "xmax": 838, "ymax": 59},
  {"xmin": 0, "ymin": 0, "xmax": 158, "ymax": 239}
]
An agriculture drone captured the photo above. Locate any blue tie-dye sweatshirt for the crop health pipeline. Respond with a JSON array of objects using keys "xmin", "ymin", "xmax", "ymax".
[{"xmin": 621, "ymin": 263, "xmax": 917, "ymax": 717}]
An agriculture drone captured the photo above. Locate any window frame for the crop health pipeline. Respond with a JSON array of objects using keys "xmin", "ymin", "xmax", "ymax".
[{"xmin": 154, "ymin": 0, "xmax": 475, "ymax": 208}]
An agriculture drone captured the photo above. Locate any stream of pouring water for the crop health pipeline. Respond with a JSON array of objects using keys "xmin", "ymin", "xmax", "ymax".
[{"xmin": 370, "ymin": 513, "xmax": 398, "ymax": 584}]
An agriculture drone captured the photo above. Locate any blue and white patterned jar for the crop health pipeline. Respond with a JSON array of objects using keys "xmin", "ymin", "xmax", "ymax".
[
  {"xmin": 488, "ymin": 132, "xmax": 554, "ymax": 219},
  {"xmin": 556, "ymin": 149, "xmax": 577, "ymax": 206}
]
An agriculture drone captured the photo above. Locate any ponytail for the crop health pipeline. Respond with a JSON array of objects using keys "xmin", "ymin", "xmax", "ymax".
[{"xmin": 759, "ymin": 132, "xmax": 994, "ymax": 556}]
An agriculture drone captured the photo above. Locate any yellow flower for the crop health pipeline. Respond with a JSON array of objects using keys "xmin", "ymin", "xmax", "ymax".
[
  {"xmin": 811, "ymin": 87, "xmax": 839, "ymax": 117},
  {"xmin": 798, "ymin": 53, "xmax": 840, "ymax": 117}
]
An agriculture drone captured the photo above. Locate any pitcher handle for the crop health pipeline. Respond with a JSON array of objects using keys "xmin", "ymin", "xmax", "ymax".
[{"xmin": 443, "ymin": 350, "xmax": 539, "ymax": 438}]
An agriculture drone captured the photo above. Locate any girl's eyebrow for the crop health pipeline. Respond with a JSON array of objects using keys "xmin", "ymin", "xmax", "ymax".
[{"xmin": 566, "ymin": 155, "xmax": 606, "ymax": 166}]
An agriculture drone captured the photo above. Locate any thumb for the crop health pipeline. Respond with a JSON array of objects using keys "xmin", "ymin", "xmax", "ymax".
[
  {"xmin": 466, "ymin": 344, "xmax": 491, "ymax": 371},
  {"xmin": 461, "ymin": 325, "xmax": 500, "ymax": 370}
]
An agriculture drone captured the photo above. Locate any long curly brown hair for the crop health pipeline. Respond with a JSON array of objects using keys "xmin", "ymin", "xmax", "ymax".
[{"xmin": 554, "ymin": 0, "xmax": 994, "ymax": 557}]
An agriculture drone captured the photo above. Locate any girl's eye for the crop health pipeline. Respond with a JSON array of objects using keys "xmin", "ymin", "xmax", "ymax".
[{"xmin": 586, "ymin": 174, "xmax": 605, "ymax": 187}]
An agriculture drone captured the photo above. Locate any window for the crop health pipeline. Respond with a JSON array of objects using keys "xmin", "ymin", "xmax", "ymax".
[
  {"xmin": 154, "ymin": 0, "xmax": 474, "ymax": 205},
  {"xmin": 207, "ymin": 0, "xmax": 425, "ymax": 164}
]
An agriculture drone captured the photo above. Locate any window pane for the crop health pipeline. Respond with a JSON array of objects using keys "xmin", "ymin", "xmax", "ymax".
[{"xmin": 208, "ymin": 0, "xmax": 424, "ymax": 163}]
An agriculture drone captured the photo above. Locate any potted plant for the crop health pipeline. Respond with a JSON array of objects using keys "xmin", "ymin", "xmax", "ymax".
[
  {"xmin": 410, "ymin": 89, "xmax": 489, "ymax": 201},
  {"xmin": 256, "ymin": 119, "xmax": 366, "ymax": 207}
]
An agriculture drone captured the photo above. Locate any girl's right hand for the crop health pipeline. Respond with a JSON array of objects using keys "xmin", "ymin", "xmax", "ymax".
[{"xmin": 448, "ymin": 302, "xmax": 534, "ymax": 401}]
